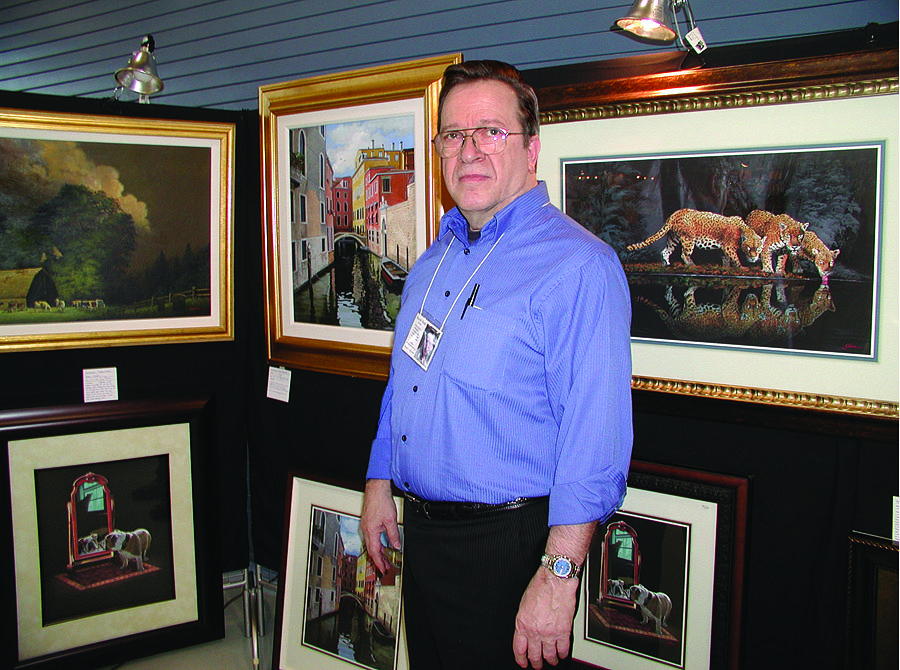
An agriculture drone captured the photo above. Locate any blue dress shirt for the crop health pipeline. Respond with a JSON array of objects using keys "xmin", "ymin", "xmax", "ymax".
[{"xmin": 366, "ymin": 182, "xmax": 633, "ymax": 526}]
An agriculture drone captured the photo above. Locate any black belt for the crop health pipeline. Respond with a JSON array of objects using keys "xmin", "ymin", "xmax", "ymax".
[{"xmin": 403, "ymin": 493, "xmax": 548, "ymax": 520}]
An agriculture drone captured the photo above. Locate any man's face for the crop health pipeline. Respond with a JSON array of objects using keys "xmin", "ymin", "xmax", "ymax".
[{"xmin": 439, "ymin": 80, "xmax": 540, "ymax": 231}]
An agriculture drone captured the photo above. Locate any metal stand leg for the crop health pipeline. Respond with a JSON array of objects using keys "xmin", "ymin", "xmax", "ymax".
[
  {"xmin": 248, "ymin": 569, "xmax": 260, "ymax": 668},
  {"xmin": 222, "ymin": 569, "xmax": 251, "ymax": 638},
  {"xmin": 243, "ymin": 575, "xmax": 253, "ymax": 639},
  {"xmin": 254, "ymin": 562, "xmax": 275, "ymax": 638},
  {"xmin": 256, "ymin": 566, "xmax": 266, "ymax": 638}
]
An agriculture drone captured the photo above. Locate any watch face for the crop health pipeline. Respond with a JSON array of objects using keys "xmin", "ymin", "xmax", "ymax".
[{"xmin": 551, "ymin": 557, "xmax": 573, "ymax": 577}]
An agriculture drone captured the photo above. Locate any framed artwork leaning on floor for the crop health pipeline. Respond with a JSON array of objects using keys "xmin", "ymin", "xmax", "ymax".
[{"xmin": 1, "ymin": 397, "xmax": 223, "ymax": 670}]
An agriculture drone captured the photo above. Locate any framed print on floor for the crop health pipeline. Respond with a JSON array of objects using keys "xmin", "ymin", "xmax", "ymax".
[
  {"xmin": 260, "ymin": 54, "xmax": 461, "ymax": 380},
  {"xmin": 575, "ymin": 460, "xmax": 749, "ymax": 670},
  {"xmin": 1, "ymin": 397, "xmax": 223, "ymax": 670},
  {"xmin": 273, "ymin": 475, "xmax": 406, "ymax": 670},
  {"xmin": 0, "ymin": 109, "xmax": 235, "ymax": 351},
  {"xmin": 534, "ymin": 49, "xmax": 898, "ymax": 418}
]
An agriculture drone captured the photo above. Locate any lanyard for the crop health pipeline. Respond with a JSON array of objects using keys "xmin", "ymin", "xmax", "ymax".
[{"xmin": 419, "ymin": 232, "xmax": 506, "ymax": 329}]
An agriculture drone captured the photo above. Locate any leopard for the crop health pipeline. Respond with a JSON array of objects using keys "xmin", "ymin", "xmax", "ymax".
[
  {"xmin": 776, "ymin": 229, "xmax": 841, "ymax": 283},
  {"xmin": 626, "ymin": 208, "xmax": 765, "ymax": 268},
  {"xmin": 746, "ymin": 209, "xmax": 809, "ymax": 273}
]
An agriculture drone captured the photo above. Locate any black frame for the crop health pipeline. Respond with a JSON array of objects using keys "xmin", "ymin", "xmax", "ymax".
[
  {"xmin": 1, "ymin": 397, "xmax": 224, "ymax": 670},
  {"xmin": 576, "ymin": 460, "xmax": 749, "ymax": 670}
]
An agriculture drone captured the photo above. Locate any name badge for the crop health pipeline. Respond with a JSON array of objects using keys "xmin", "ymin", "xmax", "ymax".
[{"xmin": 402, "ymin": 312, "xmax": 443, "ymax": 371}]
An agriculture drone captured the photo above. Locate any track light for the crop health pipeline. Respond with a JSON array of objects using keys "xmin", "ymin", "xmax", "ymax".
[
  {"xmin": 615, "ymin": 0, "xmax": 708, "ymax": 54},
  {"xmin": 114, "ymin": 35, "xmax": 164, "ymax": 103}
]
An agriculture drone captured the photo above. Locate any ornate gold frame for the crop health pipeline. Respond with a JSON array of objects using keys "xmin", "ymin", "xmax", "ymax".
[
  {"xmin": 533, "ymin": 48, "xmax": 899, "ymax": 418},
  {"xmin": 0, "ymin": 110, "xmax": 235, "ymax": 350},
  {"xmin": 259, "ymin": 54, "xmax": 461, "ymax": 380}
]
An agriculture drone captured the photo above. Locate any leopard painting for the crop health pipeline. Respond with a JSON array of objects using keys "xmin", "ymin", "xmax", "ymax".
[
  {"xmin": 626, "ymin": 209, "xmax": 765, "ymax": 267},
  {"xmin": 746, "ymin": 209, "xmax": 809, "ymax": 273}
]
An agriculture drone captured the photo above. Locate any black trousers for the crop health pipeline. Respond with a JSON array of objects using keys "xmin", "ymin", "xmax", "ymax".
[{"xmin": 402, "ymin": 497, "xmax": 574, "ymax": 670}]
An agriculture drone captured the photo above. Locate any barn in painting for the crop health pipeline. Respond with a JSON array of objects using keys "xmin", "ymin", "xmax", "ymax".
[{"xmin": 0, "ymin": 268, "xmax": 58, "ymax": 310}]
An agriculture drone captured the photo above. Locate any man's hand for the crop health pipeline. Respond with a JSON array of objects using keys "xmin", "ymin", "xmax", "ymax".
[
  {"xmin": 359, "ymin": 478, "xmax": 401, "ymax": 574},
  {"xmin": 513, "ymin": 522, "xmax": 595, "ymax": 668},
  {"xmin": 512, "ymin": 567, "xmax": 579, "ymax": 668}
]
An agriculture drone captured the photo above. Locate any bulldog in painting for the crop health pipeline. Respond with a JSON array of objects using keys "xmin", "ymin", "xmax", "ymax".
[
  {"xmin": 104, "ymin": 528, "xmax": 152, "ymax": 571},
  {"xmin": 606, "ymin": 578, "xmax": 627, "ymax": 599},
  {"xmin": 77, "ymin": 533, "xmax": 102, "ymax": 555},
  {"xmin": 627, "ymin": 584, "xmax": 673, "ymax": 635}
]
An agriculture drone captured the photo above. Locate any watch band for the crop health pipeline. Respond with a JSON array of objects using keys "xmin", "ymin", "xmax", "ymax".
[{"xmin": 541, "ymin": 553, "xmax": 583, "ymax": 579}]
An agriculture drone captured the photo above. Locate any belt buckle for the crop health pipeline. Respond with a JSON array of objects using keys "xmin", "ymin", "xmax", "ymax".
[{"xmin": 407, "ymin": 493, "xmax": 431, "ymax": 519}]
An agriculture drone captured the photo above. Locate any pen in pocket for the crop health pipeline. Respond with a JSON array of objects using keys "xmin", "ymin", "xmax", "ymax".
[{"xmin": 460, "ymin": 283, "xmax": 480, "ymax": 320}]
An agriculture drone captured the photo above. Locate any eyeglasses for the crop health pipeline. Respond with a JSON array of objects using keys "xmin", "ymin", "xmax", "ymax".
[{"xmin": 432, "ymin": 127, "xmax": 526, "ymax": 158}]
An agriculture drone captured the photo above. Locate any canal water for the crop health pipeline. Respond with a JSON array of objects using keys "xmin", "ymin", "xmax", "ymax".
[
  {"xmin": 293, "ymin": 246, "xmax": 401, "ymax": 330},
  {"xmin": 303, "ymin": 598, "xmax": 397, "ymax": 670}
]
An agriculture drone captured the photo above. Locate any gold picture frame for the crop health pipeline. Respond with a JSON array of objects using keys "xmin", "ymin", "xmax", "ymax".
[
  {"xmin": 0, "ymin": 109, "xmax": 235, "ymax": 351},
  {"xmin": 533, "ymin": 48, "xmax": 899, "ymax": 418},
  {"xmin": 260, "ymin": 54, "xmax": 461, "ymax": 380}
]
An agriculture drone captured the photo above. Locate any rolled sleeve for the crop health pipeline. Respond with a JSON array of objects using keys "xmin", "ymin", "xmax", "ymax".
[{"xmin": 542, "ymin": 247, "xmax": 633, "ymax": 526}]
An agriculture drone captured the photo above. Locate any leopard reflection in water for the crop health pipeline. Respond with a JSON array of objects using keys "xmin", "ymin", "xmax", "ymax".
[{"xmin": 628, "ymin": 277, "xmax": 869, "ymax": 356}]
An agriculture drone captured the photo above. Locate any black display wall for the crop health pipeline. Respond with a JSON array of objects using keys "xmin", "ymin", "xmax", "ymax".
[{"xmin": 0, "ymin": 90, "xmax": 256, "ymax": 573}]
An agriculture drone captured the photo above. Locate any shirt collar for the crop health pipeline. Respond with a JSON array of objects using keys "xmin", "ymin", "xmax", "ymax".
[{"xmin": 438, "ymin": 181, "xmax": 551, "ymax": 246}]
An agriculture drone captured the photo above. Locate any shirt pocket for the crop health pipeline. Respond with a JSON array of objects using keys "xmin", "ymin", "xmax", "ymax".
[{"xmin": 442, "ymin": 308, "xmax": 517, "ymax": 392}]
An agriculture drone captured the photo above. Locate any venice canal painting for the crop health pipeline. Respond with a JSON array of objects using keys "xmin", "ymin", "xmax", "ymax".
[
  {"xmin": 303, "ymin": 506, "xmax": 403, "ymax": 670},
  {"xmin": 288, "ymin": 115, "xmax": 416, "ymax": 332},
  {"xmin": 564, "ymin": 144, "xmax": 881, "ymax": 358},
  {"xmin": 0, "ymin": 136, "xmax": 213, "ymax": 324}
]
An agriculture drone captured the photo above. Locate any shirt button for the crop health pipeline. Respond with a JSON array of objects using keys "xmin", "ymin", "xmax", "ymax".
[
  {"xmin": 444, "ymin": 290, "xmax": 451, "ymax": 297},
  {"xmin": 401, "ymin": 435, "xmax": 407, "ymax": 442},
  {"xmin": 464, "ymin": 248, "xmax": 471, "ymax": 255},
  {"xmin": 412, "ymin": 385, "xmax": 418, "ymax": 392}
]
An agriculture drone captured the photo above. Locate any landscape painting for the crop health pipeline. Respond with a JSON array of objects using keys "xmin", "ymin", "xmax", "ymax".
[
  {"xmin": 260, "ymin": 54, "xmax": 459, "ymax": 379},
  {"xmin": 274, "ymin": 476, "xmax": 408, "ymax": 670},
  {"xmin": 286, "ymin": 115, "xmax": 417, "ymax": 333},
  {"xmin": 563, "ymin": 144, "xmax": 881, "ymax": 359},
  {"xmin": 0, "ymin": 111, "xmax": 234, "ymax": 350}
]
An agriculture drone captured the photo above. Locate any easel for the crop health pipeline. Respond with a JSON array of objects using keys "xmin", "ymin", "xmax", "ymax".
[{"xmin": 222, "ymin": 564, "xmax": 278, "ymax": 668}]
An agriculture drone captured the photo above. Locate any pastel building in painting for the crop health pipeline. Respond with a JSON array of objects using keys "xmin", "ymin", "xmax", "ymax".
[
  {"xmin": 289, "ymin": 126, "xmax": 335, "ymax": 289},
  {"xmin": 365, "ymin": 168, "xmax": 414, "ymax": 257},
  {"xmin": 382, "ymin": 180, "xmax": 418, "ymax": 272},
  {"xmin": 351, "ymin": 143, "xmax": 413, "ymax": 238},
  {"xmin": 305, "ymin": 509, "xmax": 342, "ymax": 621},
  {"xmin": 331, "ymin": 177, "xmax": 352, "ymax": 235}
]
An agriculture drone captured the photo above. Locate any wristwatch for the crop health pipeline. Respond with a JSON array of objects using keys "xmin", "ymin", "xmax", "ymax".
[{"xmin": 541, "ymin": 553, "xmax": 583, "ymax": 579}]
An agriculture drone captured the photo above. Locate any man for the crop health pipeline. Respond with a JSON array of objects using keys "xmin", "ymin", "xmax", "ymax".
[{"xmin": 361, "ymin": 60, "xmax": 633, "ymax": 669}]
